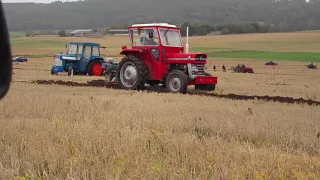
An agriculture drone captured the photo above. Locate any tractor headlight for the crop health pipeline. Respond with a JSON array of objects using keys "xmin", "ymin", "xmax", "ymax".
[{"xmin": 195, "ymin": 55, "xmax": 207, "ymax": 61}]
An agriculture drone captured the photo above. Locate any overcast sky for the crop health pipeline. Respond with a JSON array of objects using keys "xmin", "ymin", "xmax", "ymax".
[
  {"xmin": 2, "ymin": 0, "xmax": 310, "ymax": 3},
  {"xmin": 2, "ymin": 0, "xmax": 78, "ymax": 3}
]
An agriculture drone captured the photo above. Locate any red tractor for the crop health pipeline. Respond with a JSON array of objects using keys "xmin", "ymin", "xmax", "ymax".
[{"xmin": 111, "ymin": 23, "xmax": 217, "ymax": 93}]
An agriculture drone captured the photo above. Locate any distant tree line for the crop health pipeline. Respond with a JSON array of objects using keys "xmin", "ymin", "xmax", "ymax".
[
  {"xmin": 22, "ymin": 20, "xmax": 317, "ymax": 38},
  {"xmin": 3, "ymin": 0, "xmax": 320, "ymax": 33},
  {"xmin": 23, "ymin": 18, "xmax": 320, "ymax": 38},
  {"xmin": 23, "ymin": 29, "xmax": 68, "ymax": 37},
  {"xmin": 179, "ymin": 22, "xmax": 293, "ymax": 36}
]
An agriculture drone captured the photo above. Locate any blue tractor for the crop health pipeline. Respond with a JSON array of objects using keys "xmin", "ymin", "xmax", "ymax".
[{"xmin": 51, "ymin": 42, "xmax": 106, "ymax": 76}]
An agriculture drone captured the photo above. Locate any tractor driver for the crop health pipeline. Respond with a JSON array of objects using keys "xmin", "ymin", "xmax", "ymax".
[{"xmin": 145, "ymin": 31, "xmax": 158, "ymax": 45}]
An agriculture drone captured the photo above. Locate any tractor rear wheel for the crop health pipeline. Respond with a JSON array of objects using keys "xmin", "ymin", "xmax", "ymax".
[
  {"xmin": 117, "ymin": 56, "xmax": 147, "ymax": 90},
  {"xmin": 166, "ymin": 70, "xmax": 188, "ymax": 93},
  {"xmin": 87, "ymin": 60, "xmax": 103, "ymax": 76}
]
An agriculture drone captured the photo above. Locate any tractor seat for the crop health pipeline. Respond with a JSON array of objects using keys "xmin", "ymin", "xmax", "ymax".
[{"xmin": 140, "ymin": 37, "xmax": 148, "ymax": 45}]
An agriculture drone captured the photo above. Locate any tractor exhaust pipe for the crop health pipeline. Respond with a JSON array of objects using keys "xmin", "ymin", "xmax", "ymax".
[{"xmin": 185, "ymin": 26, "xmax": 189, "ymax": 53}]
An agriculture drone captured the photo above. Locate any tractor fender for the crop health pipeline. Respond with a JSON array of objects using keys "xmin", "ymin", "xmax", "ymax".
[
  {"xmin": 92, "ymin": 57, "xmax": 105, "ymax": 63},
  {"xmin": 120, "ymin": 49, "xmax": 142, "ymax": 56}
]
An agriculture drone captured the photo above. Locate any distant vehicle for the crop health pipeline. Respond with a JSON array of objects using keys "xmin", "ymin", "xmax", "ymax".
[
  {"xmin": 306, "ymin": 63, "xmax": 317, "ymax": 69},
  {"xmin": 231, "ymin": 64, "xmax": 254, "ymax": 73},
  {"xmin": 51, "ymin": 42, "xmax": 106, "ymax": 76},
  {"xmin": 12, "ymin": 56, "xmax": 28, "ymax": 62},
  {"xmin": 265, "ymin": 60, "xmax": 278, "ymax": 65}
]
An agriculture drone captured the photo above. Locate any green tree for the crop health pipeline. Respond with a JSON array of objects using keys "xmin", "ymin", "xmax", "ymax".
[
  {"xmin": 25, "ymin": 30, "xmax": 35, "ymax": 37},
  {"xmin": 58, "ymin": 30, "xmax": 67, "ymax": 37}
]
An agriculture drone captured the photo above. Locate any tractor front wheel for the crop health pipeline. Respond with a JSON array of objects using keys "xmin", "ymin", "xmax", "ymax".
[
  {"xmin": 51, "ymin": 71, "xmax": 58, "ymax": 75},
  {"xmin": 166, "ymin": 70, "xmax": 188, "ymax": 93},
  {"xmin": 87, "ymin": 60, "xmax": 103, "ymax": 76},
  {"xmin": 117, "ymin": 56, "xmax": 147, "ymax": 90},
  {"xmin": 51, "ymin": 68, "xmax": 58, "ymax": 75}
]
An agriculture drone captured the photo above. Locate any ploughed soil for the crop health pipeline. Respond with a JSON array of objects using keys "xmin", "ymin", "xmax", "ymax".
[{"xmin": 23, "ymin": 79, "xmax": 320, "ymax": 106}]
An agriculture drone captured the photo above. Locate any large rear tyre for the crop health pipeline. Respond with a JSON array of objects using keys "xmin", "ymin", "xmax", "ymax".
[
  {"xmin": 87, "ymin": 60, "xmax": 103, "ymax": 76},
  {"xmin": 166, "ymin": 70, "xmax": 188, "ymax": 93},
  {"xmin": 116, "ymin": 56, "xmax": 147, "ymax": 90}
]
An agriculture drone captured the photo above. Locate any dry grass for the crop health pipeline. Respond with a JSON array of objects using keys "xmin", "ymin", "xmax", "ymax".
[
  {"xmin": 1, "ymin": 31, "xmax": 320, "ymax": 179},
  {"xmin": 0, "ymin": 83, "xmax": 319, "ymax": 179},
  {"xmin": 190, "ymin": 31, "xmax": 320, "ymax": 52},
  {"xmin": 10, "ymin": 36, "xmax": 130, "ymax": 57},
  {"xmin": 206, "ymin": 58, "xmax": 320, "ymax": 101}
]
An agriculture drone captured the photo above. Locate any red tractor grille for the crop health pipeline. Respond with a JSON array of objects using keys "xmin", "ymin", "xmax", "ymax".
[{"xmin": 191, "ymin": 64, "xmax": 205, "ymax": 76}]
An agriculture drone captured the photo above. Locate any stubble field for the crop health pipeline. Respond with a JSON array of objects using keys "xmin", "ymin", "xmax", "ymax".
[{"xmin": 0, "ymin": 31, "xmax": 320, "ymax": 179}]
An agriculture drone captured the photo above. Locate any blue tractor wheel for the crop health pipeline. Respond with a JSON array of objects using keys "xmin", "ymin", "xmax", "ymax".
[{"xmin": 51, "ymin": 66, "xmax": 58, "ymax": 75}]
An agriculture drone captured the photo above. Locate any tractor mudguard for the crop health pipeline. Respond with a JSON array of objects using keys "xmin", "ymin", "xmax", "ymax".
[
  {"xmin": 96, "ymin": 58, "xmax": 106, "ymax": 64},
  {"xmin": 120, "ymin": 49, "xmax": 141, "ymax": 56}
]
